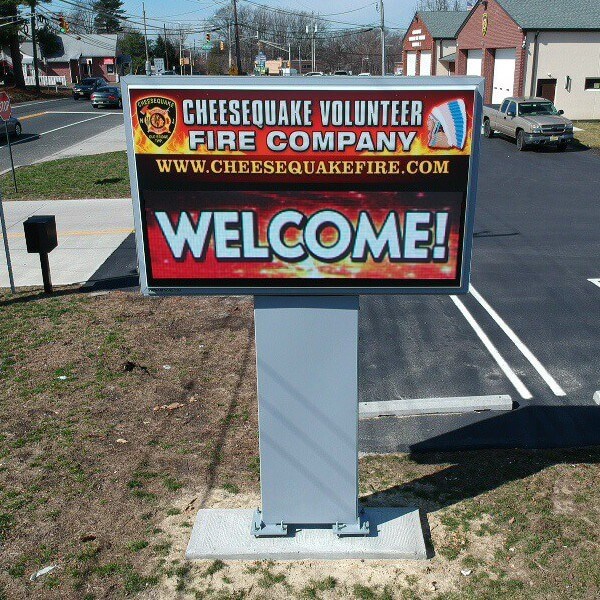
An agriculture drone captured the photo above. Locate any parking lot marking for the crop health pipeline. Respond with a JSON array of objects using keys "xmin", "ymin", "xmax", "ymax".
[
  {"xmin": 11, "ymin": 113, "xmax": 115, "ymax": 146},
  {"xmin": 11, "ymin": 98, "xmax": 65, "ymax": 109},
  {"xmin": 470, "ymin": 286, "xmax": 567, "ymax": 397},
  {"xmin": 451, "ymin": 295, "xmax": 533, "ymax": 400},
  {"xmin": 47, "ymin": 111, "xmax": 114, "ymax": 115},
  {"xmin": 588, "ymin": 278, "xmax": 600, "ymax": 289}
]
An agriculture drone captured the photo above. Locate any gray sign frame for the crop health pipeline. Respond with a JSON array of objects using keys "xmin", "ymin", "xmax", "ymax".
[{"xmin": 122, "ymin": 76, "xmax": 485, "ymax": 297}]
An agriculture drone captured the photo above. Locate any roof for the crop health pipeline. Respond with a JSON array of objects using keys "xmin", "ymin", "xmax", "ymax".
[
  {"xmin": 494, "ymin": 0, "xmax": 600, "ymax": 30},
  {"xmin": 418, "ymin": 10, "xmax": 470, "ymax": 39},
  {"xmin": 21, "ymin": 34, "xmax": 118, "ymax": 63},
  {"xmin": 439, "ymin": 52, "xmax": 457, "ymax": 62}
]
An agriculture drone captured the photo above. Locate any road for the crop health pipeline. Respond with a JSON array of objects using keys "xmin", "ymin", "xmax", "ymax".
[{"xmin": 0, "ymin": 97, "xmax": 123, "ymax": 171}]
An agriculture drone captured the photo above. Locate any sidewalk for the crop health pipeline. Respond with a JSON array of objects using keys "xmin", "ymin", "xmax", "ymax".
[
  {"xmin": 0, "ymin": 197, "xmax": 133, "ymax": 287},
  {"xmin": 35, "ymin": 123, "xmax": 126, "ymax": 164}
]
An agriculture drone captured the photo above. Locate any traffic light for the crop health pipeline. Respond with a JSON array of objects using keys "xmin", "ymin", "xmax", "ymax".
[
  {"xmin": 58, "ymin": 15, "xmax": 69, "ymax": 33},
  {"xmin": 206, "ymin": 33, "xmax": 211, "ymax": 42},
  {"xmin": 220, "ymin": 40, "xmax": 224, "ymax": 51}
]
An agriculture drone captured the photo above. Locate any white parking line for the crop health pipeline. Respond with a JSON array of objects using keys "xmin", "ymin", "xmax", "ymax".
[
  {"xmin": 11, "ymin": 113, "xmax": 115, "ymax": 146},
  {"xmin": 588, "ymin": 278, "xmax": 600, "ymax": 289},
  {"xmin": 47, "ymin": 111, "xmax": 119, "ymax": 114},
  {"xmin": 11, "ymin": 98, "xmax": 66, "ymax": 109},
  {"xmin": 470, "ymin": 286, "xmax": 566, "ymax": 396},
  {"xmin": 451, "ymin": 295, "xmax": 533, "ymax": 400}
]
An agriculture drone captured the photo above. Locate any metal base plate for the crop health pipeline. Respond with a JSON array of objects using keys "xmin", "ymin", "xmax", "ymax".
[{"xmin": 186, "ymin": 508, "xmax": 427, "ymax": 560}]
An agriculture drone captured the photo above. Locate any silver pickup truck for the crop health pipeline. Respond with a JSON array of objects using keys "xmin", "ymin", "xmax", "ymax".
[{"xmin": 483, "ymin": 97, "xmax": 574, "ymax": 151}]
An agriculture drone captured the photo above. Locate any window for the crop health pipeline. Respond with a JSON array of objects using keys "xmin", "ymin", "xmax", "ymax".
[
  {"xmin": 107, "ymin": 64, "xmax": 115, "ymax": 74},
  {"xmin": 500, "ymin": 99, "xmax": 510, "ymax": 113},
  {"xmin": 518, "ymin": 101, "xmax": 558, "ymax": 116},
  {"xmin": 585, "ymin": 78, "xmax": 600, "ymax": 90},
  {"xmin": 507, "ymin": 101, "xmax": 517, "ymax": 116}
]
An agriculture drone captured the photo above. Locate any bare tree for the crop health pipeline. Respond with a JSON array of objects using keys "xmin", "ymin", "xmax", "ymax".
[
  {"xmin": 66, "ymin": 1, "xmax": 97, "ymax": 34},
  {"xmin": 416, "ymin": 0, "xmax": 464, "ymax": 10}
]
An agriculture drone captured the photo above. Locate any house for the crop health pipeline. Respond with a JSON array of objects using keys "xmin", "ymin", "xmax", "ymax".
[
  {"xmin": 455, "ymin": 0, "xmax": 600, "ymax": 118},
  {"xmin": 21, "ymin": 34, "xmax": 120, "ymax": 85},
  {"xmin": 402, "ymin": 11, "xmax": 470, "ymax": 76}
]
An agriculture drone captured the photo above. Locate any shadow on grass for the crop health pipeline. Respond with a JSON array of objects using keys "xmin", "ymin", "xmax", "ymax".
[{"xmin": 361, "ymin": 408, "xmax": 600, "ymax": 557}]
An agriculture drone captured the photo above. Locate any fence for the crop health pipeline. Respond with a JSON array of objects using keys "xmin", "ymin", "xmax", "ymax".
[{"xmin": 24, "ymin": 75, "xmax": 67, "ymax": 86}]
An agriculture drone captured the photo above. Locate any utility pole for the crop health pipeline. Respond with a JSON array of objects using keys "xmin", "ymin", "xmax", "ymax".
[
  {"xmin": 232, "ymin": 0, "xmax": 242, "ymax": 74},
  {"xmin": 192, "ymin": 40, "xmax": 195, "ymax": 75},
  {"xmin": 227, "ymin": 19, "xmax": 232, "ymax": 70},
  {"xmin": 164, "ymin": 23, "xmax": 169, "ymax": 70},
  {"xmin": 30, "ymin": 5, "xmax": 40, "ymax": 92},
  {"xmin": 306, "ymin": 22, "xmax": 317, "ymax": 72},
  {"xmin": 378, "ymin": 0, "xmax": 386, "ymax": 75},
  {"xmin": 179, "ymin": 25, "xmax": 183, "ymax": 75},
  {"xmin": 142, "ymin": 2, "xmax": 150, "ymax": 75}
]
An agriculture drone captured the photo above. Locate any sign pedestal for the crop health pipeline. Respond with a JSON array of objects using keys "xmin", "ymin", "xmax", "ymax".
[
  {"xmin": 185, "ymin": 297, "xmax": 427, "ymax": 559},
  {"xmin": 253, "ymin": 295, "xmax": 367, "ymax": 537}
]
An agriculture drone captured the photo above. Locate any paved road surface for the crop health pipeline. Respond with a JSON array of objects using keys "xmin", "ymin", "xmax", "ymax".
[{"xmin": 0, "ymin": 97, "xmax": 123, "ymax": 171}]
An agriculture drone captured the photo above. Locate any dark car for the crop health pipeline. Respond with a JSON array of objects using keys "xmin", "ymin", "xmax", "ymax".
[
  {"xmin": 2, "ymin": 116, "xmax": 22, "ymax": 137},
  {"xmin": 90, "ymin": 86, "xmax": 122, "ymax": 109},
  {"xmin": 73, "ymin": 77, "xmax": 108, "ymax": 100}
]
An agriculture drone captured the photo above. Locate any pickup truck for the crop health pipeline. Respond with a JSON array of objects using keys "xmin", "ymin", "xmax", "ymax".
[{"xmin": 482, "ymin": 97, "xmax": 574, "ymax": 151}]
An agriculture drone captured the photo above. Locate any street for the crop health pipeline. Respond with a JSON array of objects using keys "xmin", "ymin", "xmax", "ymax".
[{"xmin": 0, "ymin": 96, "xmax": 123, "ymax": 170}]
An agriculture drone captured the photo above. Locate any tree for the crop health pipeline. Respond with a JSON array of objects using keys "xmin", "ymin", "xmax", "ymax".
[
  {"xmin": 66, "ymin": 0, "xmax": 96, "ymax": 34},
  {"xmin": 416, "ymin": 0, "xmax": 464, "ymax": 10},
  {"xmin": 118, "ymin": 28, "xmax": 145, "ymax": 73},
  {"xmin": 0, "ymin": 1, "xmax": 25, "ymax": 87},
  {"xmin": 93, "ymin": 0, "xmax": 125, "ymax": 33},
  {"xmin": 36, "ymin": 24, "xmax": 62, "ymax": 58},
  {"xmin": 152, "ymin": 34, "xmax": 178, "ymax": 72}
]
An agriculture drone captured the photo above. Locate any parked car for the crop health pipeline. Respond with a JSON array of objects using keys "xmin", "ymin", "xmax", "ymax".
[
  {"xmin": 2, "ymin": 116, "xmax": 21, "ymax": 137},
  {"xmin": 73, "ymin": 77, "xmax": 108, "ymax": 100},
  {"xmin": 304, "ymin": 71, "xmax": 324, "ymax": 76},
  {"xmin": 91, "ymin": 86, "xmax": 122, "ymax": 109},
  {"xmin": 483, "ymin": 97, "xmax": 574, "ymax": 151},
  {"xmin": 161, "ymin": 70, "xmax": 176, "ymax": 75},
  {"xmin": 358, "ymin": 72, "xmax": 372, "ymax": 77},
  {"xmin": 333, "ymin": 70, "xmax": 351, "ymax": 76}
]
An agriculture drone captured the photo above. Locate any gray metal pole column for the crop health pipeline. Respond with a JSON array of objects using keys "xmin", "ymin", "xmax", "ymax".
[{"xmin": 252, "ymin": 295, "xmax": 368, "ymax": 537}]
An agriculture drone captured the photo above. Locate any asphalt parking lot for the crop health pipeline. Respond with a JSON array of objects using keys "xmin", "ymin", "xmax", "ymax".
[
  {"xmin": 360, "ymin": 136, "xmax": 600, "ymax": 451},
  {"xmin": 0, "ymin": 96, "xmax": 123, "ymax": 170}
]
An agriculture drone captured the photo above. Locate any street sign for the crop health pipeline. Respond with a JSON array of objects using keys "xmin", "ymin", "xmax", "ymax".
[
  {"xmin": 0, "ymin": 91, "xmax": 11, "ymax": 121},
  {"xmin": 123, "ymin": 77, "xmax": 482, "ymax": 296},
  {"xmin": 201, "ymin": 43, "xmax": 213, "ymax": 51},
  {"xmin": 153, "ymin": 58, "xmax": 165, "ymax": 75}
]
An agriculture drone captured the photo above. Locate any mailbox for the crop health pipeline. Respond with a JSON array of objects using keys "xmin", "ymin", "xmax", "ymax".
[
  {"xmin": 23, "ymin": 215, "xmax": 58, "ymax": 293},
  {"xmin": 23, "ymin": 215, "xmax": 58, "ymax": 254}
]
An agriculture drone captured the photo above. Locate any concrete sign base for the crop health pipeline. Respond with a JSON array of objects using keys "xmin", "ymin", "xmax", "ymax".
[{"xmin": 186, "ymin": 508, "xmax": 427, "ymax": 560}]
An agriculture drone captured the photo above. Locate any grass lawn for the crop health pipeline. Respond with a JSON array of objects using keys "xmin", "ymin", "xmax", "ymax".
[
  {"xmin": 0, "ymin": 288, "xmax": 599, "ymax": 599},
  {"xmin": 0, "ymin": 152, "xmax": 130, "ymax": 201},
  {"xmin": 1, "ymin": 87, "xmax": 73, "ymax": 104},
  {"xmin": 573, "ymin": 121, "xmax": 600, "ymax": 149}
]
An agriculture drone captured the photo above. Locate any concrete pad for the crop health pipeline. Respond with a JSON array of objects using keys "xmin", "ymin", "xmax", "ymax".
[
  {"xmin": 0, "ymin": 198, "xmax": 133, "ymax": 287},
  {"xmin": 359, "ymin": 394, "xmax": 513, "ymax": 419},
  {"xmin": 185, "ymin": 508, "xmax": 427, "ymax": 560}
]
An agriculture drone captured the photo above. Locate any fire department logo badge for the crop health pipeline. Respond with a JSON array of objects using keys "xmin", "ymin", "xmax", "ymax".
[{"xmin": 136, "ymin": 97, "xmax": 176, "ymax": 147}]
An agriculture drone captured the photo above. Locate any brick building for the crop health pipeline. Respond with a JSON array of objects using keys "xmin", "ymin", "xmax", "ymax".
[
  {"xmin": 21, "ymin": 34, "xmax": 119, "ymax": 85},
  {"xmin": 402, "ymin": 11, "xmax": 469, "ymax": 77},
  {"xmin": 456, "ymin": 0, "xmax": 600, "ymax": 118}
]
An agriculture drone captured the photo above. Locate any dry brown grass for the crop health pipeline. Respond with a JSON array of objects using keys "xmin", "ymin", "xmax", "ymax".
[{"xmin": 0, "ymin": 289, "xmax": 598, "ymax": 599}]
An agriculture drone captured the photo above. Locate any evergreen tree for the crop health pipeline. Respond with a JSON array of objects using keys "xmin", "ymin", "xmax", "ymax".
[{"xmin": 93, "ymin": 0, "xmax": 126, "ymax": 33}]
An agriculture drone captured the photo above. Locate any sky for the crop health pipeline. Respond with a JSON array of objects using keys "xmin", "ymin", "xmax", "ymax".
[{"xmin": 118, "ymin": 0, "xmax": 418, "ymax": 41}]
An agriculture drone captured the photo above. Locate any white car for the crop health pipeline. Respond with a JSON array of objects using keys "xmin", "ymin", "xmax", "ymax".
[
  {"xmin": 358, "ymin": 72, "xmax": 371, "ymax": 77},
  {"xmin": 305, "ymin": 71, "xmax": 324, "ymax": 76}
]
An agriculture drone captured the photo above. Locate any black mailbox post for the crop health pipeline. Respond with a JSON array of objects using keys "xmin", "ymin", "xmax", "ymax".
[{"xmin": 23, "ymin": 215, "xmax": 58, "ymax": 293}]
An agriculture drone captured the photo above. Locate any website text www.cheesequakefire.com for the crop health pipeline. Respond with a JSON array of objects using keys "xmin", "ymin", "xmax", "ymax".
[{"xmin": 154, "ymin": 158, "xmax": 452, "ymax": 177}]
